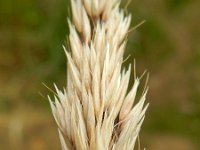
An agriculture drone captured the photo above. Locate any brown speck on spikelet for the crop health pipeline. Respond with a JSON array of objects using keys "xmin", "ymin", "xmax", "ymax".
[{"xmin": 48, "ymin": 0, "xmax": 149, "ymax": 149}]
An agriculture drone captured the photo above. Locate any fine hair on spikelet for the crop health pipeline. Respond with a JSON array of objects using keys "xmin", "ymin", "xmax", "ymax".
[{"xmin": 48, "ymin": 0, "xmax": 149, "ymax": 149}]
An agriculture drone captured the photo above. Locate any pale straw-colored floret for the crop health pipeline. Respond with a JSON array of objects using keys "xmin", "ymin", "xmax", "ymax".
[{"xmin": 48, "ymin": 0, "xmax": 148, "ymax": 149}]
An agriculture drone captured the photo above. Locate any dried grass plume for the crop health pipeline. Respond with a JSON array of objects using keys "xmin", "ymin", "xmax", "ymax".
[{"xmin": 48, "ymin": 0, "xmax": 149, "ymax": 149}]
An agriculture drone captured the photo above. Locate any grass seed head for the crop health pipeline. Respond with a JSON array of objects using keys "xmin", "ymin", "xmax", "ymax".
[{"xmin": 49, "ymin": 0, "xmax": 149, "ymax": 149}]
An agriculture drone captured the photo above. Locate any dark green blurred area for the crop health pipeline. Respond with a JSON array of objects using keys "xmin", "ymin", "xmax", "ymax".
[{"xmin": 0, "ymin": 0, "xmax": 200, "ymax": 149}]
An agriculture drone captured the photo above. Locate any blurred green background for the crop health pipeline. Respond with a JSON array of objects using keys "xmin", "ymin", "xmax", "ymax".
[{"xmin": 0, "ymin": 0, "xmax": 200, "ymax": 149}]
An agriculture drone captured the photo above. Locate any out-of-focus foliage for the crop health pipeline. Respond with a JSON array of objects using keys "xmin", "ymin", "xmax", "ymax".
[{"xmin": 0, "ymin": 0, "xmax": 200, "ymax": 149}]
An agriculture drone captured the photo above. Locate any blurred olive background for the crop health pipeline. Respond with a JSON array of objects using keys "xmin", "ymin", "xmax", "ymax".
[{"xmin": 0, "ymin": 0, "xmax": 200, "ymax": 149}]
